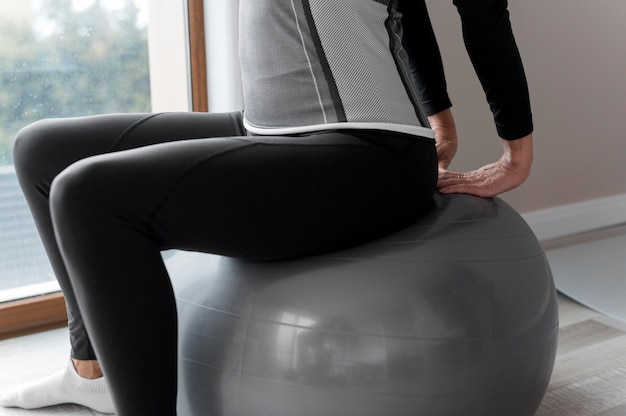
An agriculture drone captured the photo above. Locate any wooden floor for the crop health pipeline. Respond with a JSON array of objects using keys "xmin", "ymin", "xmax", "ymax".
[
  {"xmin": 537, "ymin": 296, "xmax": 626, "ymax": 415},
  {"xmin": 1, "ymin": 294, "xmax": 625, "ymax": 415}
]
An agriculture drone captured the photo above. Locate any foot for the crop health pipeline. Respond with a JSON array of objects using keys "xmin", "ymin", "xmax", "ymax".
[{"xmin": 0, "ymin": 359, "xmax": 114, "ymax": 414}]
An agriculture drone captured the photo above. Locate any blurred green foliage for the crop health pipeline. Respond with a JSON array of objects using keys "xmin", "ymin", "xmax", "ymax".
[{"xmin": 0, "ymin": 0, "xmax": 151, "ymax": 165}]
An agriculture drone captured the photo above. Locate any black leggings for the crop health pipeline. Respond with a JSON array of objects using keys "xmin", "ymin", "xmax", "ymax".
[{"xmin": 13, "ymin": 111, "xmax": 436, "ymax": 415}]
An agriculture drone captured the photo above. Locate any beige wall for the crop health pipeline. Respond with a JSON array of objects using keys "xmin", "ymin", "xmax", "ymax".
[{"xmin": 425, "ymin": 0, "xmax": 626, "ymax": 213}]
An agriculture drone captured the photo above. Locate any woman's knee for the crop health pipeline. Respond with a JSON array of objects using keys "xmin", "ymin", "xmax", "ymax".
[
  {"xmin": 49, "ymin": 157, "xmax": 113, "ymax": 227},
  {"xmin": 12, "ymin": 119, "xmax": 61, "ymax": 177}
]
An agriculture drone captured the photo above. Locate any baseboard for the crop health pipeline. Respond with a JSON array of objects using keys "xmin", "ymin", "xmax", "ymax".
[{"xmin": 521, "ymin": 193, "xmax": 626, "ymax": 242}]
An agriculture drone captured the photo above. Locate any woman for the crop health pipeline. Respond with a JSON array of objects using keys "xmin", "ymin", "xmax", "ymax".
[{"xmin": 1, "ymin": 0, "xmax": 532, "ymax": 414}]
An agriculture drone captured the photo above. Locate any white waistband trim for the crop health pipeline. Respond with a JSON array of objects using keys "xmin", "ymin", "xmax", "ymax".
[{"xmin": 243, "ymin": 118, "xmax": 435, "ymax": 140}]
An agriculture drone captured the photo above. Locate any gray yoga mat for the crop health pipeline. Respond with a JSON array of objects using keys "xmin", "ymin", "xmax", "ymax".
[{"xmin": 545, "ymin": 227, "xmax": 626, "ymax": 324}]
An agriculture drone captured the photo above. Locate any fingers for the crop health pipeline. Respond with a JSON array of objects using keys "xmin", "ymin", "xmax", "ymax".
[
  {"xmin": 435, "ymin": 141, "xmax": 457, "ymax": 171},
  {"xmin": 437, "ymin": 165, "xmax": 509, "ymax": 198},
  {"xmin": 437, "ymin": 170, "xmax": 488, "ymax": 197},
  {"xmin": 438, "ymin": 180, "xmax": 494, "ymax": 198},
  {"xmin": 437, "ymin": 169, "xmax": 465, "ymax": 188}
]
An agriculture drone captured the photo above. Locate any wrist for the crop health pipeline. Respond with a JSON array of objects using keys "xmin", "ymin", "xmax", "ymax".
[
  {"xmin": 501, "ymin": 134, "xmax": 533, "ymax": 180},
  {"xmin": 427, "ymin": 108, "xmax": 456, "ymax": 131},
  {"xmin": 502, "ymin": 134, "xmax": 533, "ymax": 161}
]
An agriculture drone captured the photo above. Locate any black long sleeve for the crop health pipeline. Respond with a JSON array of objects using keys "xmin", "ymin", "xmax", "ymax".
[
  {"xmin": 401, "ymin": 0, "xmax": 533, "ymax": 140},
  {"xmin": 399, "ymin": 0, "xmax": 452, "ymax": 117}
]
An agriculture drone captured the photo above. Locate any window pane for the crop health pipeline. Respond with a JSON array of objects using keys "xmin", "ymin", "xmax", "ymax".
[{"xmin": 0, "ymin": 0, "xmax": 151, "ymax": 301}]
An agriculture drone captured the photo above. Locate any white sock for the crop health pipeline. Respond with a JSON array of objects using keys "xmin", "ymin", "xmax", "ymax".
[{"xmin": 0, "ymin": 359, "xmax": 114, "ymax": 414}]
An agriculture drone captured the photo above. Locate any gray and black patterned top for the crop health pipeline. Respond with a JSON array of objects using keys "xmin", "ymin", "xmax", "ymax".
[{"xmin": 239, "ymin": 0, "xmax": 434, "ymax": 139}]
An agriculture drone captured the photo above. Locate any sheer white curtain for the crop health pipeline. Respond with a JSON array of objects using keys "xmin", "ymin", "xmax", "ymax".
[
  {"xmin": 148, "ymin": 0, "xmax": 190, "ymax": 112},
  {"xmin": 205, "ymin": 0, "xmax": 243, "ymax": 113}
]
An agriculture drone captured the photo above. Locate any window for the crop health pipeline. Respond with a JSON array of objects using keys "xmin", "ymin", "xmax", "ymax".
[
  {"xmin": 0, "ymin": 0, "xmax": 151, "ymax": 302},
  {"xmin": 0, "ymin": 0, "xmax": 193, "ymax": 337}
]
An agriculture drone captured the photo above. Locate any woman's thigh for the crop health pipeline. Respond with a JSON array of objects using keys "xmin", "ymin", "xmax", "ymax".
[
  {"xmin": 51, "ymin": 130, "xmax": 437, "ymax": 262},
  {"xmin": 13, "ymin": 111, "xmax": 245, "ymax": 191}
]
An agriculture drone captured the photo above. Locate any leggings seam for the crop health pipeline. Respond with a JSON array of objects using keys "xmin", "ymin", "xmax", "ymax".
[{"xmin": 108, "ymin": 113, "xmax": 165, "ymax": 152}]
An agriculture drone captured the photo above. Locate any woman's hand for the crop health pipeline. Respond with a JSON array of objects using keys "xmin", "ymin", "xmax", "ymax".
[
  {"xmin": 428, "ymin": 109, "xmax": 458, "ymax": 170},
  {"xmin": 437, "ymin": 134, "xmax": 533, "ymax": 198}
]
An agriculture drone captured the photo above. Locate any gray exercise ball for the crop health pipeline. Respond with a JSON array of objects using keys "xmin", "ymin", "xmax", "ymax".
[{"xmin": 168, "ymin": 194, "xmax": 558, "ymax": 416}]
